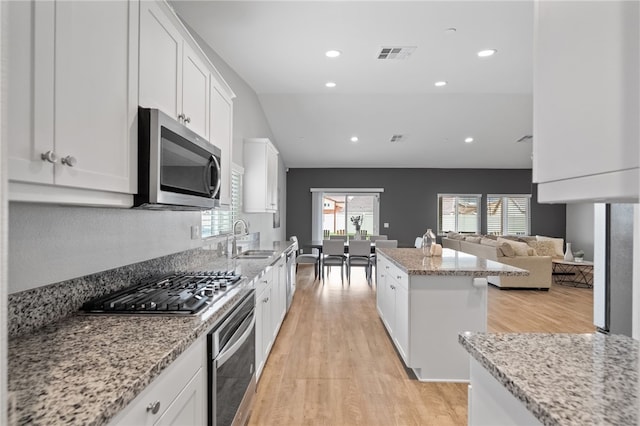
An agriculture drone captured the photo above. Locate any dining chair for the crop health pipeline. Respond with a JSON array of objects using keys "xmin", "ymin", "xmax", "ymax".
[
  {"xmin": 289, "ymin": 236, "xmax": 320, "ymax": 280},
  {"xmin": 347, "ymin": 240, "xmax": 373, "ymax": 285},
  {"xmin": 372, "ymin": 239, "xmax": 398, "ymax": 285},
  {"xmin": 322, "ymin": 239, "xmax": 346, "ymax": 283},
  {"xmin": 329, "ymin": 235, "xmax": 347, "ymax": 241},
  {"xmin": 369, "ymin": 235, "xmax": 388, "ymax": 241}
]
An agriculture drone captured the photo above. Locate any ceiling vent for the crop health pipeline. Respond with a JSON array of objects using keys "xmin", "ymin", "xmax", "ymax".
[
  {"xmin": 390, "ymin": 134, "xmax": 405, "ymax": 143},
  {"xmin": 516, "ymin": 135, "xmax": 533, "ymax": 143},
  {"xmin": 377, "ymin": 46, "xmax": 416, "ymax": 60}
]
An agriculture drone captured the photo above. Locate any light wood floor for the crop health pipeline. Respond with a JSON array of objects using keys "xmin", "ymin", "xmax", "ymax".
[{"xmin": 248, "ymin": 266, "xmax": 594, "ymax": 425}]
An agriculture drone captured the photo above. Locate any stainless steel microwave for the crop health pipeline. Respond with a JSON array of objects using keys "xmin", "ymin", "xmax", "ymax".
[{"xmin": 135, "ymin": 107, "xmax": 221, "ymax": 210}]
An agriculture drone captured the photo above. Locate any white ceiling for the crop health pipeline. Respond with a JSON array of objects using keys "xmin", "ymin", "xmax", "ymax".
[{"xmin": 172, "ymin": 1, "xmax": 535, "ymax": 169}]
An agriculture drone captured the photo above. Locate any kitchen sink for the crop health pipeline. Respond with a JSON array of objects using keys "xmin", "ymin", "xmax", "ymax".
[{"xmin": 233, "ymin": 250, "xmax": 277, "ymax": 259}]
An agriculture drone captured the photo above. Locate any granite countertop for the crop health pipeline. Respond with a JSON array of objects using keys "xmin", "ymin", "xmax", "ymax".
[
  {"xmin": 459, "ymin": 332, "xmax": 640, "ymax": 426},
  {"xmin": 8, "ymin": 241, "xmax": 294, "ymax": 426},
  {"xmin": 378, "ymin": 247, "xmax": 529, "ymax": 276}
]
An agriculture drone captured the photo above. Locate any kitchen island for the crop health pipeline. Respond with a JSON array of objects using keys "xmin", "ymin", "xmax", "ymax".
[
  {"xmin": 7, "ymin": 240, "xmax": 294, "ymax": 426},
  {"xmin": 459, "ymin": 332, "xmax": 640, "ymax": 426},
  {"xmin": 376, "ymin": 248, "xmax": 527, "ymax": 382}
]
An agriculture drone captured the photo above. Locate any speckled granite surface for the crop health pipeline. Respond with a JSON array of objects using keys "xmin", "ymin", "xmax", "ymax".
[
  {"xmin": 378, "ymin": 247, "xmax": 529, "ymax": 276},
  {"xmin": 8, "ymin": 240, "xmax": 293, "ymax": 426},
  {"xmin": 459, "ymin": 332, "xmax": 640, "ymax": 426}
]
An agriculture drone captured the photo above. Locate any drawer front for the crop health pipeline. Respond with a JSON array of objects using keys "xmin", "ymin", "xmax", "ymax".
[{"xmin": 387, "ymin": 261, "xmax": 408, "ymax": 289}]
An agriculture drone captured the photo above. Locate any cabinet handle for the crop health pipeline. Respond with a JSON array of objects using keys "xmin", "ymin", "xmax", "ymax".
[
  {"xmin": 262, "ymin": 280, "xmax": 268, "ymax": 284},
  {"xmin": 178, "ymin": 113, "xmax": 185, "ymax": 122},
  {"xmin": 184, "ymin": 116, "xmax": 191, "ymax": 124},
  {"xmin": 390, "ymin": 285, "xmax": 395, "ymax": 290},
  {"xmin": 397, "ymin": 276, "xmax": 402, "ymax": 280},
  {"xmin": 263, "ymin": 297, "xmax": 269, "ymax": 303},
  {"xmin": 146, "ymin": 400, "xmax": 161, "ymax": 415},
  {"xmin": 385, "ymin": 266, "xmax": 390, "ymax": 270},
  {"xmin": 41, "ymin": 151, "xmax": 58, "ymax": 163},
  {"xmin": 61, "ymin": 156, "xmax": 77, "ymax": 167}
]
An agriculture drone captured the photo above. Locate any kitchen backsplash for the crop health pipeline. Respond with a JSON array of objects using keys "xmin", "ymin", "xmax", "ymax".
[{"xmin": 8, "ymin": 234, "xmax": 242, "ymax": 338}]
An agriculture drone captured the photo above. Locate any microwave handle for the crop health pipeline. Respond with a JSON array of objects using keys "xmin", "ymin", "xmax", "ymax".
[{"xmin": 205, "ymin": 155, "xmax": 222, "ymax": 199}]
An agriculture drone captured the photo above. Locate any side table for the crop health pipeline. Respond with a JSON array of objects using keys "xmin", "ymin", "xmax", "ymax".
[{"xmin": 552, "ymin": 259, "xmax": 594, "ymax": 288}]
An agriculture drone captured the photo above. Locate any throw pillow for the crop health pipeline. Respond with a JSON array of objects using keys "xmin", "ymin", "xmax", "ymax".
[
  {"xmin": 518, "ymin": 236, "xmax": 537, "ymax": 244},
  {"xmin": 498, "ymin": 242, "xmax": 515, "ymax": 257},
  {"xmin": 536, "ymin": 235, "xmax": 564, "ymax": 258},
  {"xmin": 480, "ymin": 237, "xmax": 498, "ymax": 247},
  {"xmin": 497, "ymin": 237, "xmax": 532, "ymax": 256},
  {"xmin": 465, "ymin": 236, "xmax": 482, "ymax": 244},
  {"xmin": 527, "ymin": 240, "xmax": 556, "ymax": 257},
  {"xmin": 447, "ymin": 232, "xmax": 466, "ymax": 240}
]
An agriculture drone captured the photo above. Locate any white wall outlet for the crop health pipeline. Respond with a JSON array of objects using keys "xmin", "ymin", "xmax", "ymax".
[
  {"xmin": 191, "ymin": 225, "xmax": 200, "ymax": 240},
  {"xmin": 384, "ymin": 222, "xmax": 390, "ymax": 228}
]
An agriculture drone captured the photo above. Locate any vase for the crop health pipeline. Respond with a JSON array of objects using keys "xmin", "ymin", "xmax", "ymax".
[
  {"xmin": 354, "ymin": 228, "xmax": 361, "ymax": 240},
  {"xmin": 564, "ymin": 242, "xmax": 574, "ymax": 261}
]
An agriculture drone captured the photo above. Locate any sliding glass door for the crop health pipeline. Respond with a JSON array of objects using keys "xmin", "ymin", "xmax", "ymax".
[{"xmin": 322, "ymin": 193, "xmax": 379, "ymax": 237}]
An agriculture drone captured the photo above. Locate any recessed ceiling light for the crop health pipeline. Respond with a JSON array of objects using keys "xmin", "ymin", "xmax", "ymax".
[
  {"xmin": 477, "ymin": 49, "xmax": 497, "ymax": 58},
  {"xmin": 444, "ymin": 28, "xmax": 457, "ymax": 35},
  {"xmin": 434, "ymin": 81, "xmax": 447, "ymax": 87},
  {"xmin": 325, "ymin": 50, "xmax": 341, "ymax": 58},
  {"xmin": 325, "ymin": 81, "xmax": 336, "ymax": 88},
  {"xmin": 465, "ymin": 137, "xmax": 474, "ymax": 143},
  {"xmin": 350, "ymin": 136, "xmax": 359, "ymax": 142}
]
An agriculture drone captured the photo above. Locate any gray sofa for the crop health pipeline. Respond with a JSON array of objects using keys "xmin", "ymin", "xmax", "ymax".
[{"xmin": 442, "ymin": 236, "xmax": 554, "ymax": 290}]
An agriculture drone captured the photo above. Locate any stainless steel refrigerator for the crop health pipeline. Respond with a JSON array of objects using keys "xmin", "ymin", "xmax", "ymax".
[{"xmin": 594, "ymin": 203, "xmax": 634, "ymax": 335}]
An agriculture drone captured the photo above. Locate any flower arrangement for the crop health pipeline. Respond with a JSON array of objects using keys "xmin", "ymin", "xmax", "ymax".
[
  {"xmin": 350, "ymin": 215, "xmax": 362, "ymax": 230},
  {"xmin": 573, "ymin": 249, "xmax": 585, "ymax": 262}
]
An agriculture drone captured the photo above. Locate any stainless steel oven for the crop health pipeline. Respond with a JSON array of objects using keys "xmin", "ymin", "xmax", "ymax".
[
  {"xmin": 207, "ymin": 290, "xmax": 256, "ymax": 426},
  {"xmin": 136, "ymin": 107, "xmax": 221, "ymax": 210}
]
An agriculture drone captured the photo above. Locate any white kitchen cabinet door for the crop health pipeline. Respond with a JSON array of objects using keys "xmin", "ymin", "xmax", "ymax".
[
  {"xmin": 6, "ymin": 0, "xmax": 53, "ymax": 185},
  {"xmin": 255, "ymin": 285, "xmax": 265, "ymax": 381},
  {"xmin": 7, "ymin": 0, "xmax": 138, "ymax": 202},
  {"xmin": 266, "ymin": 143, "xmax": 279, "ymax": 210},
  {"xmin": 533, "ymin": 0, "xmax": 639, "ymax": 202},
  {"xmin": 181, "ymin": 43, "xmax": 210, "ymax": 140},
  {"xmin": 154, "ymin": 369, "xmax": 205, "ymax": 426},
  {"xmin": 244, "ymin": 138, "xmax": 279, "ymax": 213},
  {"xmin": 209, "ymin": 80, "xmax": 234, "ymax": 206},
  {"xmin": 139, "ymin": 0, "xmax": 182, "ymax": 120},
  {"xmin": 53, "ymin": 0, "xmax": 137, "ymax": 193},
  {"xmin": 274, "ymin": 259, "xmax": 287, "ymax": 334},
  {"xmin": 260, "ymin": 284, "xmax": 273, "ymax": 375}
]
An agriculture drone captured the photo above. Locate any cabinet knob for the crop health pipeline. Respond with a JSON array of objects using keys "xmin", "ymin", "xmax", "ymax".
[
  {"xmin": 41, "ymin": 151, "xmax": 58, "ymax": 163},
  {"xmin": 146, "ymin": 400, "xmax": 161, "ymax": 415},
  {"xmin": 178, "ymin": 113, "xmax": 185, "ymax": 122},
  {"xmin": 263, "ymin": 297, "xmax": 269, "ymax": 303},
  {"xmin": 184, "ymin": 116, "xmax": 191, "ymax": 124},
  {"xmin": 61, "ymin": 156, "xmax": 77, "ymax": 167},
  {"xmin": 397, "ymin": 276, "xmax": 402, "ymax": 280}
]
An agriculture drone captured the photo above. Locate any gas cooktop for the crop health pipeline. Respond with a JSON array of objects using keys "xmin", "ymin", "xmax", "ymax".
[{"xmin": 82, "ymin": 271, "xmax": 243, "ymax": 315}]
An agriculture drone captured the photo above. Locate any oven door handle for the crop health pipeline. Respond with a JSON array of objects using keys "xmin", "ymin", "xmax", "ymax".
[
  {"xmin": 216, "ymin": 312, "xmax": 255, "ymax": 368},
  {"xmin": 204, "ymin": 155, "xmax": 222, "ymax": 199}
]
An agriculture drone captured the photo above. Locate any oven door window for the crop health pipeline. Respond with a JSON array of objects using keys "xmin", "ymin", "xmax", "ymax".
[{"xmin": 160, "ymin": 126, "xmax": 219, "ymax": 198}]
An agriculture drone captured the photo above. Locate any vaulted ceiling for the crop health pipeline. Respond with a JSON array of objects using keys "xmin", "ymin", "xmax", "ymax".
[{"xmin": 172, "ymin": 1, "xmax": 535, "ymax": 169}]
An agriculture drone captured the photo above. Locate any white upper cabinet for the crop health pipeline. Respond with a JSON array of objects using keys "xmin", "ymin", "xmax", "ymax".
[
  {"xmin": 533, "ymin": 0, "xmax": 639, "ymax": 203},
  {"xmin": 181, "ymin": 43, "xmax": 210, "ymax": 140},
  {"xmin": 140, "ymin": 1, "xmax": 215, "ymax": 141},
  {"xmin": 139, "ymin": 0, "xmax": 182, "ymax": 120},
  {"xmin": 244, "ymin": 139, "xmax": 279, "ymax": 213},
  {"xmin": 209, "ymin": 80, "xmax": 234, "ymax": 206},
  {"xmin": 6, "ymin": 0, "xmax": 138, "ymax": 206}
]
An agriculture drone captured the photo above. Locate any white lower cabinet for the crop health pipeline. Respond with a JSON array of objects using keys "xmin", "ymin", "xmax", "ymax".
[
  {"xmin": 255, "ymin": 256, "xmax": 288, "ymax": 383},
  {"xmin": 109, "ymin": 336, "xmax": 205, "ymax": 426},
  {"xmin": 376, "ymin": 252, "xmax": 487, "ymax": 382},
  {"xmin": 468, "ymin": 358, "xmax": 541, "ymax": 426}
]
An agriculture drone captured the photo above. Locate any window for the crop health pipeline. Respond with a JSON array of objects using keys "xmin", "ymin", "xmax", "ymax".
[
  {"xmin": 201, "ymin": 166, "xmax": 243, "ymax": 238},
  {"xmin": 486, "ymin": 195, "xmax": 531, "ymax": 236},
  {"xmin": 437, "ymin": 194, "xmax": 481, "ymax": 235}
]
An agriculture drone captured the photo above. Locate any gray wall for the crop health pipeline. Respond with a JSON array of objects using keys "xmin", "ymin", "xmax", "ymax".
[
  {"xmin": 286, "ymin": 168, "xmax": 566, "ymax": 247},
  {"xmin": 566, "ymin": 203, "xmax": 595, "ymax": 260},
  {"xmin": 8, "ymin": 25, "xmax": 286, "ymax": 294}
]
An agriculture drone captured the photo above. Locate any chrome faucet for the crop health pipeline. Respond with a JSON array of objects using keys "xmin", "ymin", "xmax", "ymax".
[{"xmin": 231, "ymin": 219, "xmax": 249, "ymax": 255}]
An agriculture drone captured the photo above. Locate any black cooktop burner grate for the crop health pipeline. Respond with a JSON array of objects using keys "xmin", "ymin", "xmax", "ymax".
[{"xmin": 82, "ymin": 271, "xmax": 243, "ymax": 315}]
